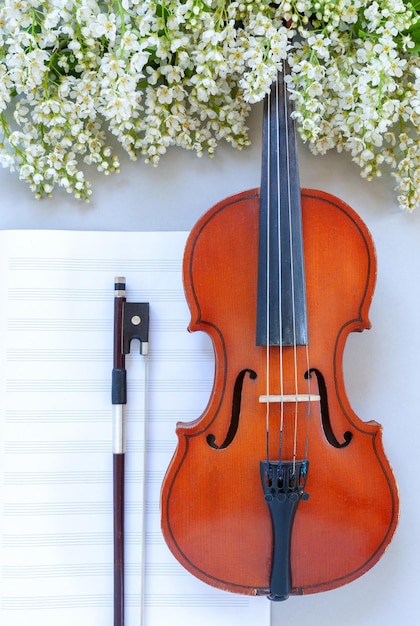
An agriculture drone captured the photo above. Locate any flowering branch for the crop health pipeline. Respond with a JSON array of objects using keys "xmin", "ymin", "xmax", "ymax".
[{"xmin": 0, "ymin": 1, "xmax": 419, "ymax": 210}]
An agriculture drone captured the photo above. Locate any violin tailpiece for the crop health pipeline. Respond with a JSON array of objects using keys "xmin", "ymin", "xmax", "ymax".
[{"xmin": 260, "ymin": 460, "xmax": 310, "ymax": 601}]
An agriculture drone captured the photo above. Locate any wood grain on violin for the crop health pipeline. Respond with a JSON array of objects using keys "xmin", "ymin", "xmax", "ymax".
[{"xmin": 160, "ymin": 72, "xmax": 399, "ymax": 600}]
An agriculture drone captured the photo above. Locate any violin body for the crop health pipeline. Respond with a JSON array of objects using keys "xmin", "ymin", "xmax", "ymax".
[{"xmin": 160, "ymin": 186, "xmax": 399, "ymax": 596}]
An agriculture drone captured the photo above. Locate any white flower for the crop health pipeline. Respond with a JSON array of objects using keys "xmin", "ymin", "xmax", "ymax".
[
  {"xmin": 0, "ymin": 0, "xmax": 419, "ymax": 209},
  {"xmin": 90, "ymin": 12, "xmax": 117, "ymax": 42}
]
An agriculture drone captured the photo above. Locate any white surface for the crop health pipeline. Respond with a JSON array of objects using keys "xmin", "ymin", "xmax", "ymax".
[
  {"xmin": 1, "ymin": 101, "xmax": 419, "ymax": 625},
  {"xmin": 0, "ymin": 231, "xmax": 269, "ymax": 626}
]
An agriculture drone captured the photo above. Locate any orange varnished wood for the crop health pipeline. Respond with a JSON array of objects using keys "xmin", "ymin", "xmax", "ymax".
[{"xmin": 160, "ymin": 187, "xmax": 399, "ymax": 596}]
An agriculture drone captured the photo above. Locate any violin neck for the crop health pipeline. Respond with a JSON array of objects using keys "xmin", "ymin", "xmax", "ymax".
[{"xmin": 256, "ymin": 69, "xmax": 308, "ymax": 347}]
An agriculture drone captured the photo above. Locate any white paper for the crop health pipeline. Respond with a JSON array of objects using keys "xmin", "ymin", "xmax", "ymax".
[{"xmin": 0, "ymin": 230, "xmax": 270, "ymax": 626}]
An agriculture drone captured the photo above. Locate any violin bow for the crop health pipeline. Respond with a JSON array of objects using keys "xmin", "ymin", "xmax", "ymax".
[{"xmin": 112, "ymin": 278, "xmax": 149, "ymax": 626}]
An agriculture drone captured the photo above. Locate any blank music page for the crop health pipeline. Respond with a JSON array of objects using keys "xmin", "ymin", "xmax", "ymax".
[{"xmin": 0, "ymin": 230, "xmax": 270, "ymax": 626}]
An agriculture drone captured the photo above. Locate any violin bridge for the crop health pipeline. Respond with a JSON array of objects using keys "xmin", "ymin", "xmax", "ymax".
[{"xmin": 259, "ymin": 394, "xmax": 320, "ymax": 403}]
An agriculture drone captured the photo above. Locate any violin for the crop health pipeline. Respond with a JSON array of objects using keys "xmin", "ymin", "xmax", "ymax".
[{"xmin": 160, "ymin": 69, "xmax": 399, "ymax": 600}]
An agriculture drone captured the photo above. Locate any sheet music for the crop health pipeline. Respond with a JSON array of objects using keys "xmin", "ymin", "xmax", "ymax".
[{"xmin": 0, "ymin": 230, "xmax": 270, "ymax": 626}]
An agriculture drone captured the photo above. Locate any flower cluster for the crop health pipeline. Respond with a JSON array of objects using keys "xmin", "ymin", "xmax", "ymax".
[
  {"xmin": 0, "ymin": 1, "xmax": 419, "ymax": 209},
  {"xmin": 286, "ymin": 0, "xmax": 420, "ymax": 212}
]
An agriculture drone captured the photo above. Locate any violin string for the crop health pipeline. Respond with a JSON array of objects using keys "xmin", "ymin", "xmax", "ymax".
[
  {"xmin": 275, "ymin": 73, "xmax": 285, "ymax": 470},
  {"xmin": 284, "ymin": 66, "xmax": 312, "ymax": 465},
  {"xmin": 265, "ymin": 82, "xmax": 271, "ymax": 470},
  {"xmin": 282, "ymin": 67, "xmax": 300, "ymax": 474},
  {"xmin": 303, "ymin": 333, "xmax": 311, "ymax": 463},
  {"xmin": 286, "ymin": 70, "xmax": 312, "ymax": 464}
]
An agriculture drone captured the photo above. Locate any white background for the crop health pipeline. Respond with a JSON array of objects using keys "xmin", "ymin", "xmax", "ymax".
[{"xmin": 1, "ymin": 101, "xmax": 419, "ymax": 625}]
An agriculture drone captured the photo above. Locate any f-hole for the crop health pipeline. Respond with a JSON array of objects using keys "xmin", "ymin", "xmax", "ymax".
[
  {"xmin": 207, "ymin": 368, "xmax": 257, "ymax": 450},
  {"xmin": 305, "ymin": 368, "xmax": 352, "ymax": 449}
]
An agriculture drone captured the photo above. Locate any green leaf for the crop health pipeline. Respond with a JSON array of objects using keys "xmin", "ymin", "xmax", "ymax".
[
  {"xmin": 358, "ymin": 28, "xmax": 370, "ymax": 38},
  {"xmin": 155, "ymin": 2, "xmax": 170, "ymax": 21},
  {"xmin": 408, "ymin": 24, "xmax": 420, "ymax": 41}
]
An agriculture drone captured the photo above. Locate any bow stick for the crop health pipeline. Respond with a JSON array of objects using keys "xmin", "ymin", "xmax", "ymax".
[{"xmin": 112, "ymin": 278, "xmax": 149, "ymax": 626}]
